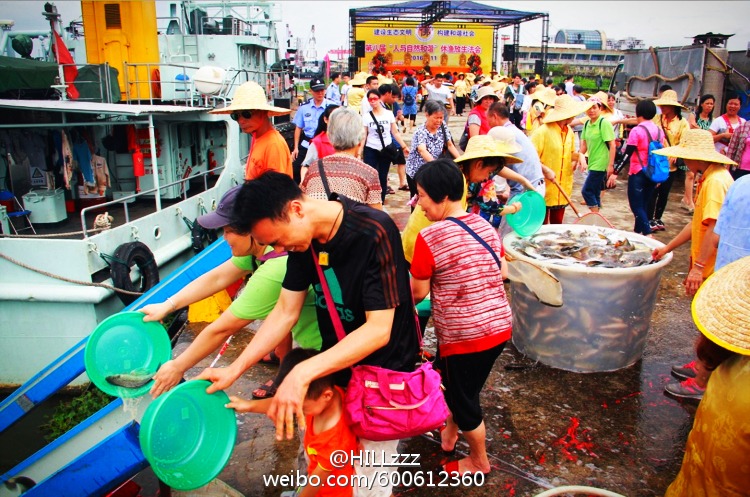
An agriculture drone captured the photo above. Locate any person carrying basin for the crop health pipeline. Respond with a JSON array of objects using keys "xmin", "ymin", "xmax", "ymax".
[
  {"xmin": 195, "ymin": 171, "xmax": 420, "ymax": 497},
  {"xmin": 140, "ymin": 186, "xmax": 321, "ymax": 399}
]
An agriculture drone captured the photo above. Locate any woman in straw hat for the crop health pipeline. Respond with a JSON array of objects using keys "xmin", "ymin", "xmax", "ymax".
[
  {"xmin": 346, "ymin": 72, "xmax": 368, "ymax": 113},
  {"xmin": 651, "ymin": 128, "xmax": 735, "ymax": 401},
  {"xmin": 525, "ymin": 87, "xmax": 556, "ymax": 135},
  {"xmin": 530, "ymin": 94, "xmax": 592, "ymax": 224},
  {"xmin": 210, "ymin": 81, "xmax": 292, "ymax": 180},
  {"xmin": 409, "ymin": 158, "xmax": 513, "ymax": 477},
  {"xmin": 453, "ymin": 73, "xmax": 470, "ymax": 115},
  {"xmin": 647, "ymin": 89, "xmax": 691, "ymax": 230},
  {"xmin": 401, "ymin": 135, "xmax": 531, "ymax": 263},
  {"xmin": 460, "ymin": 86, "xmax": 500, "ymax": 149},
  {"xmin": 663, "ymin": 255, "xmax": 750, "ymax": 496}
]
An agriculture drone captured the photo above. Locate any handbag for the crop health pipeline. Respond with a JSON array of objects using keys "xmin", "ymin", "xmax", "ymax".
[
  {"xmin": 370, "ymin": 111, "xmax": 400, "ymax": 162},
  {"xmin": 310, "ymin": 246, "xmax": 449, "ymax": 442},
  {"xmin": 438, "ymin": 123, "xmax": 455, "ymax": 159}
]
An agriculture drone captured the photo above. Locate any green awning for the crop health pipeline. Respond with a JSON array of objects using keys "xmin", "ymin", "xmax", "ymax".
[{"xmin": 0, "ymin": 56, "xmax": 58, "ymax": 93}]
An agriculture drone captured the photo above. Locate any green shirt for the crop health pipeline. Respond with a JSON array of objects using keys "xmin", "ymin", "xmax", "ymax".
[
  {"xmin": 229, "ymin": 251, "xmax": 321, "ymax": 351},
  {"xmin": 582, "ymin": 117, "xmax": 616, "ymax": 172}
]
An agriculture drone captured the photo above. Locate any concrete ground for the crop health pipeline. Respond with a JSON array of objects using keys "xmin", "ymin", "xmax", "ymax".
[{"xmin": 140, "ymin": 111, "xmax": 700, "ymax": 497}]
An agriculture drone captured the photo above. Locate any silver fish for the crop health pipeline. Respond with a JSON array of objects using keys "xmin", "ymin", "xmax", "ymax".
[
  {"xmin": 512, "ymin": 231, "xmax": 651, "ymax": 268},
  {"xmin": 106, "ymin": 365, "xmax": 159, "ymax": 389}
]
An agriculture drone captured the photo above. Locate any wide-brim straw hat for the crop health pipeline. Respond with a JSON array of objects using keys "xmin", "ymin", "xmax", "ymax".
[
  {"xmin": 487, "ymin": 126, "xmax": 523, "ymax": 154},
  {"xmin": 350, "ymin": 72, "xmax": 369, "ymax": 86},
  {"xmin": 454, "ymin": 135, "xmax": 522, "ymax": 165},
  {"xmin": 465, "ymin": 72, "xmax": 476, "ymax": 82},
  {"xmin": 543, "ymin": 95, "xmax": 593, "ymax": 123},
  {"xmin": 653, "ymin": 128, "xmax": 737, "ymax": 166},
  {"xmin": 532, "ymin": 88, "xmax": 557, "ymax": 108},
  {"xmin": 474, "ymin": 85, "xmax": 500, "ymax": 103},
  {"xmin": 653, "ymin": 89, "xmax": 687, "ymax": 109},
  {"xmin": 210, "ymin": 81, "xmax": 291, "ymax": 116},
  {"xmin": 692, "ymin": 256, "xmax": 750, "ymax": 355},
  {"xmin": 588, "ymin": 91, "xmax": 612, "ymax": 112}
]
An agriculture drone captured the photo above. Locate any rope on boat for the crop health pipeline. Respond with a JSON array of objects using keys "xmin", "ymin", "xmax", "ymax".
[
  {"xmin": 0, "ymin": 227, "xmax": 109, "ymax": 238},
  {"xmin": 0, "ymin": 251, "xmax": 143, "ymax": 296}
]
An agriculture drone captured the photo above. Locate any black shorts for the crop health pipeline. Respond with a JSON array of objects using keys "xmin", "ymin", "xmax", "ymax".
[{"xmin": 436, "ymin": 342, "xmax": 506, "ymax": 431}]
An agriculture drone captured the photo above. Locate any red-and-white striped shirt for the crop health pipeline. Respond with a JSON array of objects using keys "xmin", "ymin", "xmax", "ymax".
[{"xmin": 410, "ymin": 213, "xmax": 512, "ymax": 356}]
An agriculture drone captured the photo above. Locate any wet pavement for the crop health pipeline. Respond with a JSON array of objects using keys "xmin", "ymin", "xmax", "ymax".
[{"xmin": 141, "ymin": 112, "xmax": 701, "ymax": 497}]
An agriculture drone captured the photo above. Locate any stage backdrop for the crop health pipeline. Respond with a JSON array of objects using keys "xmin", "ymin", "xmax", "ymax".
[{"xmin": 358, "ymin": 22, "xmax": 493, "ymax": 76}]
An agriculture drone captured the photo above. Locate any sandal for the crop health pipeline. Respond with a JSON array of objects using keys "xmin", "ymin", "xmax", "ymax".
[
  {"xmin": 398, "ymin": 185, "xmax": 410, "ymax": 191},
  {"xmin": 252, "ymin": 378, "xmax": 278, "ymax": 399},
  {"xmin": 386, "ymin": 186, "xmax": 395, "ymax": 195},
  {"xmin": 439, "ymin": 424, "xmax": 458, "ymax": 456},
  {"xmin": 260, "ymin": 350, "xmax": 280, "ymax": 365}
]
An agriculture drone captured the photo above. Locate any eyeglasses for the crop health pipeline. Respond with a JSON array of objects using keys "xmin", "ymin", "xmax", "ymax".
[{"xmin": 230, "ymin": 110, "xmax": 253, "ymax": 121}]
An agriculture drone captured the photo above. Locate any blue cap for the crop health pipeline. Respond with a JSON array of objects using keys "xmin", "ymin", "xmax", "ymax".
[{"xmin": 197, "ymin": 185, "xmax": 241, "ymax": 230}]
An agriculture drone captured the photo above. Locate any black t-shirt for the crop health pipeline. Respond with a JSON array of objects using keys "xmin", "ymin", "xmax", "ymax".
[{"xmin": 283, "ymin": 195, "xmax": 419, "ymax": 377}]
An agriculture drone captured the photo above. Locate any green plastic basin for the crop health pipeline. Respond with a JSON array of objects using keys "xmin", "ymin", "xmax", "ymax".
[
  {"xmin": 505, "ymin": 190, "xmax": 546, "ymax": 237},
  {"xmin": 139, "ymin": 380, "xmax": 236, "ymax": 490}
]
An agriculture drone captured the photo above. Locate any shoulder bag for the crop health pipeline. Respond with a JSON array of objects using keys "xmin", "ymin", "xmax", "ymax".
[
  {"xmin": 370, "ymin": 111, "xmax": 400, "ymax": 163},
  {"xmin": 310, "ymin": 246, "xmax": 448, "ymax": 441}
]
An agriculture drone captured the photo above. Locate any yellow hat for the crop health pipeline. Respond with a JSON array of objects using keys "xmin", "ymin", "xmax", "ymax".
[
  {"xmin": 532, "ymin": 88, "xmax": 557, "ymax": 108},
  {"xmin": 487, "ymin": 126, "xmax": 522, "ymax": 154},
  {"xmin": 210, "ymin": 81, "xmax": 291, "ymax": 116},
  {"xmin": 653, "ymin": 128, "xmax": 737, "ymax": 166},
  {"xmin": 692, "ymin": 256, "xmax": 750, "ymax": 355},
  {"xmin": 350, "ymin": 72, "xmax": 369, "ymax": 86},
  {"xmin": 543, "ymin": 95, "xmax": 593, "ymax": 123},
  {"xmin": 653, "ymin": 89, "xmax": 687, "ymax": 109},
  {"xmin": 587, "ymin": 91, "xmax": 612, "ymax": 112},
  {"xmin": 454, "ymin": 135, "xmax": 522, "ymax": 165}
]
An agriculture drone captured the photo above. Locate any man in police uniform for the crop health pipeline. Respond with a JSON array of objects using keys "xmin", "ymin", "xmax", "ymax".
[
  {"xmin": 292, "ymin": 77, "xmax": 338, "ymax": 183},
  {"xmin": 325, "ymin": 72, "xmax": 341, "ymax": 103}
]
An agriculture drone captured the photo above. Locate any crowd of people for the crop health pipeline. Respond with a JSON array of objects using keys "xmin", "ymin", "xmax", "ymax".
[{"xmin": 139, "ymin": 71, "xmax": 750, "ymax": 496}]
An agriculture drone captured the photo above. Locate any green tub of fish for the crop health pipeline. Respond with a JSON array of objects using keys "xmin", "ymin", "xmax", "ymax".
[{"xmin": 503, "ymin": 224, "xmax": 672, "ymax": 373}]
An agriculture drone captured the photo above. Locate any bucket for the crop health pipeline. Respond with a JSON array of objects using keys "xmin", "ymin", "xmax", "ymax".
[
  {"xmin": 504, "ymin": 224, "xmax": 672, "ymax": 372},
  {"xmin": 84, "ymin": 312, "xmax": 171, "ymax": 398},
  {"xmin": 140, "ymin": 380, "xmax": 236, "ymax": 491},
  {"xmin": 505, "ymin": 190, "xmax": 545, "ymax": 237}
]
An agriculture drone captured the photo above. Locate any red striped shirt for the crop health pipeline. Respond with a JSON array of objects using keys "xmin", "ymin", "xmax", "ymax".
[{"xmin": 411, "ymin": 214, "xmax": 512, "ymax": 356}]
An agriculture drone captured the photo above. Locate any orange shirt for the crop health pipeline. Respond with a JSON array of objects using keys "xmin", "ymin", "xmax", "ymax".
[
  {"xmin": 304, "ymin": 387, "xmax": 358, "ymax": 497},
  {"xmin": 245, "ymin": 128, "xmax": 292, "ymax": 180}
]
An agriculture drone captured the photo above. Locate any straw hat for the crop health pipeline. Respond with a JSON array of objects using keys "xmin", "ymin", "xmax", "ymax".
[
  {"xmin": 465, "ymin": 72, "xmax": 476, "ymax": 83},
  {"xmin": 588, "ymin": 91, "xmax": 612, "ymax": 112},
  {"xmin": 454, "ymin": 135, "xmax": 522, "ymax": 165},
  {"xmin": 474, "ymin": 85, "xmax": 500, "ymax": 103},
  {"xmin": 532, "ymin": 88, "xmax": 557, "ymax": 108},
  {"xmin": 487, "ymin": 126, "xmax": 522, "ymax": 154},
  {"xmin": 350, "ymin": 72, "xmax": 369, "ymax": 86},
  {"xmin": 653, "ymin": 128, "xmax": 737, "ymax": 166},
  {"xmin": 543, "ymin": 95, "xmax": 593, "ymax": 123},
  {"xmin": 653, "ymin": 89, "xmax": 687, "ymax": 109},
  {"xmin": 210, "ymin": 81, "xmax": 291, "ymax": 116},
  {"xmin": 692, "ymin": 256, "xmax": 750, "ymax": 355}
]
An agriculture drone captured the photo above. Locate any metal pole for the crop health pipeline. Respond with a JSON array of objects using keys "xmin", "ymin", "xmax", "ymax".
[{"xmin": 148, "ymin": 114, "xmax": 162, "ymax": 211}]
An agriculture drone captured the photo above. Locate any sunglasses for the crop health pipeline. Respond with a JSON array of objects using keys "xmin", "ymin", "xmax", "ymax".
[
  {"xmin": 368, "ymin": 97, "xmax": 380, "ymax": 102},
  {"xmin": 230, "ymin": 110, "xmax": 253, "ymax": 121}
]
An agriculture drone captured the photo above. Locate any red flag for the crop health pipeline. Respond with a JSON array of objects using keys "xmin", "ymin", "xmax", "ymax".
[{"xmin": 52, "ymin": 28, "xmax": 79, "ymax": 99}]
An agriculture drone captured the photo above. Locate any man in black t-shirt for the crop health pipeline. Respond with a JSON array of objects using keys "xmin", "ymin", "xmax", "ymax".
[{"xmin": 196, "ymin": 171, "xmax": 419, "ymax": 434}]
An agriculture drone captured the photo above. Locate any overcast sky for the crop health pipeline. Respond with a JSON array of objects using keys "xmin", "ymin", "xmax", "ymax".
[{"xmin": 3, "ymin": 1, "xmax": 749, "ymax": 56}]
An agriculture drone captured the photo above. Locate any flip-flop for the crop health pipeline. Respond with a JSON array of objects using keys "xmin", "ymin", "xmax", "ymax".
[
  {"xmin": 441, "ymin": 460, "xmax": 460, "ymax": 476},
  {"xmin": 259, "ymin": 350, "xmax": 280, "ymax": 365},
  {"xmin": 252, "ymin": 378, "xmax": 278, "ymax": 399}
]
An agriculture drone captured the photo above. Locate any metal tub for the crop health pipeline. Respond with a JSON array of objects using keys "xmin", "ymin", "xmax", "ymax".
[{"xmin": 504, "ymin": 224, "xmax": 672, "ymax": 372}]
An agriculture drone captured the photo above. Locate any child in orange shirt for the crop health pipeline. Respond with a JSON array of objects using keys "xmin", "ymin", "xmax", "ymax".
[{"xmin": 227, "ymin": 349, "xmax": 357, "ymax": 497}]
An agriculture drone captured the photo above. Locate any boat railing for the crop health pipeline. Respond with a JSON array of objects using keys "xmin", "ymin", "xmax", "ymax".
[
  {"xmin": 79, "ymin": 164, "xmax": 227, "ymax": 239},
  {"xmin": 122, "ymin": 62, "xmax": 292, "ymax": 106},
  {"xmin": 54, "ymin": 62, "xmax": 119, "ymax": 103}
]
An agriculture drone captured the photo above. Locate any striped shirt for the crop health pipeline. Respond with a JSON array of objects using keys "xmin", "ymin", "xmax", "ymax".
[{"xmin": 410, "ymin": 213, "xmax": 512, "ymax": 356}]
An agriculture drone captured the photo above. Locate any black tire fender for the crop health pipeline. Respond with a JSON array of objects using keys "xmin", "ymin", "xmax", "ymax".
[
  {"xmin": 110, "ymin": 241, "xmax": 160, "ymax": 305},
  {"xmin": 191, "ymin": 218, "xmax": 218, "ymax": 254}
]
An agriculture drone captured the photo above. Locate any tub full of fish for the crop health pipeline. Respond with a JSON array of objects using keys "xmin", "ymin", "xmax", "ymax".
[{"xmin": 503, "ymin": 225, "xmax": 672, "ymax": 373}]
